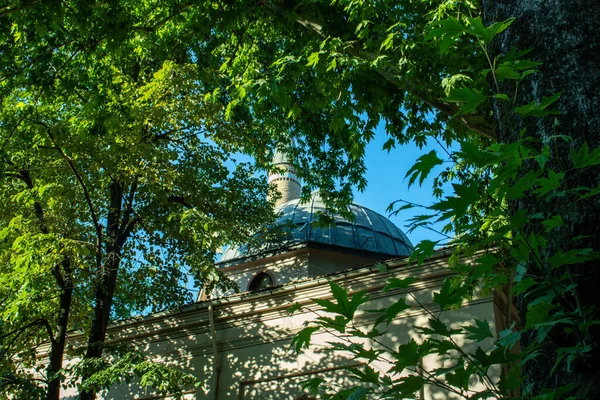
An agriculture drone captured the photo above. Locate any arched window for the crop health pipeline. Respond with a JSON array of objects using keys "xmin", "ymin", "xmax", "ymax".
[{"xmin": 248, "ymin": 271, "xmax": 274, "ymax": 291}]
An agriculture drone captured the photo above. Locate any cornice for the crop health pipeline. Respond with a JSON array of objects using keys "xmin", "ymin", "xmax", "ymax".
[{"xmin": 65, "ymin": 248, "xmax": 484, "ymax": 351}]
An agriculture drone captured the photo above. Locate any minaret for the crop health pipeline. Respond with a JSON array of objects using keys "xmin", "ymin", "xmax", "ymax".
[{"xmin": 267, "ymin": 149, "xmax": 301, "ymax": 208}]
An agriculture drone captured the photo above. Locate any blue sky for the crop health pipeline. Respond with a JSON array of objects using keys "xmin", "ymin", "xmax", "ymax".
[{"xmin": 352, "ymin": 130, "xmax": 450, "ymax": 247}]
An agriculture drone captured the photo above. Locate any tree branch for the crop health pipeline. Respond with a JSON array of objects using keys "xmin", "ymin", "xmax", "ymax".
[
  {"xmin": 132, "ymin": 2, "xmax": 195, "ymax": 33},
  {"xmin": 118, "ymin": 178, "xmax": 140, "ymax": 248},
  {"xmin": 0, "ymin": 319, "xmax": 54, "ymax": 346},
  {"xmin": 168, "ymin": 195, "xmax": 193, "ymax": 209},
  {"xmin": 35, "ymin": 122, "xmax": 103, "ymax": 268},
  {"xmin": 0, "ymin": 0, "xmax": 42, "ymax": 18},
  {"xmin": 258, "ymin": 0, "xmax": 496, "ymax": 140}
]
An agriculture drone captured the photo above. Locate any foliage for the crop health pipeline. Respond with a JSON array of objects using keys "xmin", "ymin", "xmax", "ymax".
[
  {"xmin": 1, "ymin": 0, "xmax": 402, "ymax": 396},
  {"xmin": 288, "ymin": 3, "xmax": 600, "ymax": 400},
  {"xmin": 0, "ymin": 0, "xmax": 598, "ymax": 398},
  {"xmin": 0, "ymin": 1, "xmax": 280, "ymax": 397},
  {"xmin": 69, "ymin": 350, "xmax": 200, "ymax": 398}
]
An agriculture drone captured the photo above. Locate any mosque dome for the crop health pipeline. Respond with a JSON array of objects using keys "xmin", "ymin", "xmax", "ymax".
[{"xmin": 219, "ymin": 193, "xmax": 413, "ymax": 263}]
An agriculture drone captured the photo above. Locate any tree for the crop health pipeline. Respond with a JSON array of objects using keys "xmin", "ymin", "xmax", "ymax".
[
  {"xmin": 1, "ymin": 0, "xmax": 598, "ymax": 398},
  {"xmin": 0, "ymin": 2, "xmax": 374, "ymax": 398},
  {"xmin": 482, "ymin": 1, "xmax": 600, "ymax": 393},
  {"xmin": 263, "ymin": 1, "xmax": 599, "ymax": 397},
  {"xmin": 0, "ymin": 3, "xmax": 279, "ymax": 399},
  {"xmin": 212, "ymin": 0, "xmax": 600, "ymax": 397}
]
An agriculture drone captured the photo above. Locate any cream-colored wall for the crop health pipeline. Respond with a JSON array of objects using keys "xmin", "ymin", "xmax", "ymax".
[
  {"xmin": 218, "ymin": 245, "xmax": 392, "ymax": 297},
  {"xmin": 305, "ymin": 248, "xmax": 387, "ymax": 277},
  {"xmin": 219, "ymin": 253, "xmax": 310, "ymax": 296},
  {"xmin": 59, "ymin": 251, "xmax": 503, "ymax": 400}
]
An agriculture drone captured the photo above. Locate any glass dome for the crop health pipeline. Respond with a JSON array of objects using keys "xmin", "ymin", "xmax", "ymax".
[{"xmin": 219, "ymin": 193, "xmax": 413, "ymax": 263}]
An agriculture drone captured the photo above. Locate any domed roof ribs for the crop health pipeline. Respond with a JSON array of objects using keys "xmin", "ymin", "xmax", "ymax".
[
  {"xmin": 351, "ymin": 204, "xmax": 359, "ymax": 250},
  {"xmin": 375, "ymin": 210, "xmax": 395, "ymax": 254},
  {"xmin": 357, "ymin": 205, "xmax": 376, "ymax": 251},
  {"xmin": 218, "ymin": 193, "xmax": 413, "ymax": 264}
]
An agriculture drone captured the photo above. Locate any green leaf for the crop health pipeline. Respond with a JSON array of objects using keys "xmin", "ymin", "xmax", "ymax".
[
  {"xmin": 409, "ymin": 240, "xmax": 439, "ymax": 266},
  {"xmin": 313, "ymin": 298, "xmax": 344, "ymax": 315},
  {"xmin": 391, "ymin": 339, "xmax": 420, "ymax": 374},
  {"xmin": 577, "ymin": 185, "xmax": 600, "ymax": 200},
  {"xmin": 349, "ymin": 290, "xmax": 370, "ymax": 317},
  {"xmin": 497, "ymin": 324, "xmax": 521, "ymax": 350},
  {"xmin": 425, "ymin": 17, "xmax": 464, "ymax": 55},
  {"xmin": 570, "ymin": 142, "xmax": 600, "ymax": 169},
  {"xmin": 405, "ymin": 150, "xmax": 444, "ymax": 187},
  {"xmin": 446, "ymin": 364, "xmax": 472, "ymax": 390},
  {"xmin": 306, "ymin": 52, "xmax": 320, "ymax": 67},
  {"xmin": 468, "ymin": 390, "xmax": 498, "ymax": 400},
  {"xmin": 374, "ymin": 262, "xmax": 388, "ymax": 273},
  {"xmin": 383, "ymin": 277, "xmax": 416, "ymax": 292},
  {"xmin": 425, "ymin": 17, "xmax": 463, "ymax": 40},
  {"xmin": 316, "ymin": 315, "xmax": 349, "ymax": 333},
  {"xmin": 286, "ymin": 302, "xmax": 302, "ymax": 315},
  {"xmin": 348, "ymin": 365, "xmax": 380, "ymax": 385},
  {"xmin": 382, "ymin": 138, "xmax": 396, "ymax": 152},
  {"xmin": 465, "ymin": 17, "xmax": 515, "ymax": 45},
  {"xmin": 433, "ymin": 279, "xmax": 467, "ymax": 310},
  {"xmin": 376, "ymin": 298, "xmax": 410, "ymax": 326},
  {"xmin": 347, "ymin": 387, "xmax": 370, "ymax": 400},
  {"xmin": 542, "ymin": 215, "xmax": 563, "ymax": 232},
  {"xmin": 506, "ymin": 172, "xmax": 537, "ymax": 200},
  {"xmin": 444, "ymin": 87, "xmax": 487, "ymax": 115},
  {"xmin": 513, "ymin": 277, "xmax": 537, "ymax": 296},
  {"xmin": 328, "ymin": 342, "xmax": 381, "ymax": 362},
  {"xmin": 526, "ymin": 302, "xmax": 555, "ymax": 330},
  {"xmin": 464, "ymin": 319, "xmax": 493, "ymax": 341},
  {"xmin": 495, "ymin": 63, "xmax": 520, "ymax": 81},
  {"xmin": 380, "ymin": 32, "xmax": 395, "ymax": 51},
  {"xmin": 291, "ymin": 326, "xmax": 319, "ymax": 353},
  {"xmin": 419, "ymin": 318, "xmax": 461, "ymax": 337},
  {"xmin": 390, "ymin": 375, "xmax": 426, "ymax": 396},
  {"xmin": 473, "ymin": 347, "xmax": 511, "ymax": 370},
  {"xmin": 532, "ymin": 170, "xmax": 564, "ymax": 197},
  {"xmin": 492, "ymin": 93, "xmax": 511, "ymax": 101},
  {"xmin": 549, "ymin": 248, "xmax": 595, "ymax": 270},
  {"xmin": 457, "ymin": 141, "xmax": 501, "ymax": 167},
  {"xmin": 301, "ymin": 378, "xmax": 325, "ymax": 396},
  {"xmin": 286, "ymin": 103, "xmax": 302, "ymax": 120},
  {"xmin": 430, "ymin": 181, "xmax": 480, "ymax": 220},
  {"xmin": 515, "ymin": 92, "xmax": 563, "ymax": 117},
  {"xmin": 314, "ymin": 282, "xmax": 368, "ymax": 320}
]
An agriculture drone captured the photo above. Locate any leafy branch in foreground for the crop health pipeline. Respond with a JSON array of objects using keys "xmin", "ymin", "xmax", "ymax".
[
  {"xmin": 290, "ymin": 280, "xmax": 514, "ymax": 399},
  {"xmin": 65, "ymin": 348, "xmax": 200, "ymax": 399},
  {"xmin": 292, "ymin": 9, "xmax": 600, "ymax": 400}
]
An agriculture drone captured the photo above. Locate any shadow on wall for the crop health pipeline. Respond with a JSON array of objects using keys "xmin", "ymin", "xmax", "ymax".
[
  {"xmin": 100, "ymin": 292, "xmax": 361, "ymax": 400},
  {"xmin": 90, "ymin": 256, "xmax": 499, "ymax": 400}
]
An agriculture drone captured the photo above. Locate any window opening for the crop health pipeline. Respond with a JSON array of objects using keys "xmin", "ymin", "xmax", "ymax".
[{"xmin": 248, "ymin": 271, "xmax": 274, "ymax": 291}]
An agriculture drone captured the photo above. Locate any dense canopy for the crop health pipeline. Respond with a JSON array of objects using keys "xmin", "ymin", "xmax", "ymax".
[{"xmin": 1, "ymin": 0, "xmax": 599, "ymax": 399}]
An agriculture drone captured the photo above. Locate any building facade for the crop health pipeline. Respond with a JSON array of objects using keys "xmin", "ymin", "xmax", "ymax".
[{"xmin": 61, "ymin": 151, "xmax": 511, "ymax": 399}]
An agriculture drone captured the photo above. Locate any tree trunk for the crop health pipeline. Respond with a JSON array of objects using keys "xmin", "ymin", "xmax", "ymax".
[
  {"xmin": 46, "ymin": 261, "xmax": 73, "ymax": 400},
  {"xmin": 19, "ymin": 170, "xmax": 74, "ymax": 400},
  {"xmin": 79, "ymin": 255, "xmax": 121, "ymax": 400},
  {"xmin": 80, "ymin": 181, "xmax": 125, "ymax": 400},
  {"xmin": 482, "ymin": 0, "xmax": 600, "ymax": 396}
]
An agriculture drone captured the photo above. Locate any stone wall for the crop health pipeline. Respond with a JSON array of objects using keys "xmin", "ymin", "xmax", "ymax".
[{"xmin": 270, "ymin": 177, "xmax": 301, "ymax": 208}]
